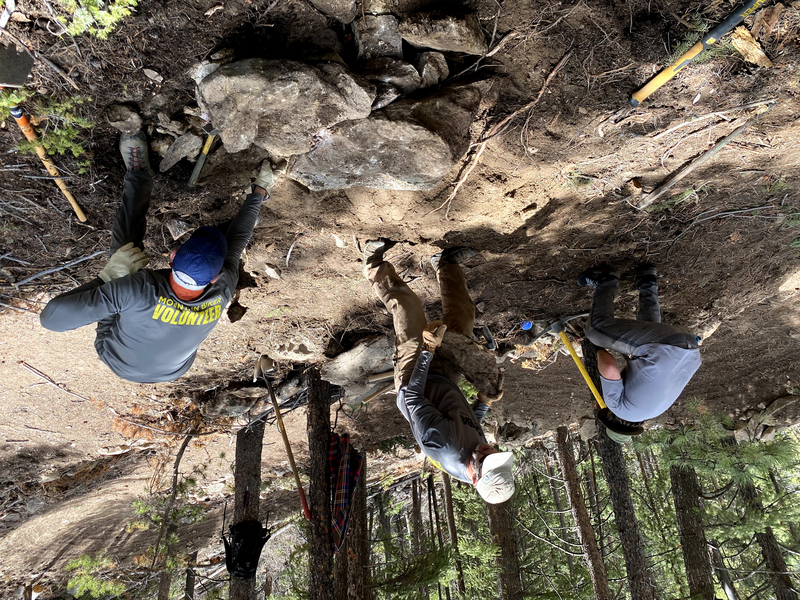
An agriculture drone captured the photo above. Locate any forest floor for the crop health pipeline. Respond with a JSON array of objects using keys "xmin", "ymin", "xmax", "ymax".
[{"xmin": 1, "ymin": 0, "xmax": 799, "ymax": 593}]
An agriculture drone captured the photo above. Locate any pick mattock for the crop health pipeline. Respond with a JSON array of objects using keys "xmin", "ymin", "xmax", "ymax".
[
  {"xmin": 0, "ymin": 44, "xmax": 87, "ymax": 221},
  {"xmin": 630, "ymin": 0, "xmax": 770, "ymax": 107}
]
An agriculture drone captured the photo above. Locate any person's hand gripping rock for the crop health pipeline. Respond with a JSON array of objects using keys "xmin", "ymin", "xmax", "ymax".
[
  {"xmin": 98, "ymin": 242, "xmax": 150, "ymax": 282},
  {"xmin": 254, "ymin": 158, "xmax": 288, "ymax": 193}
]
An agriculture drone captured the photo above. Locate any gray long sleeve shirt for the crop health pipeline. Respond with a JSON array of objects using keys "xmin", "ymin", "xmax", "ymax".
[
  {"xmin": 40, "ymin": 193, "xmax": 263, "ymax": 383},
  {"xmin": 599, "ymin": 344, "xmax": 702, "ymax": 422},
  {"xmin": 396, "ymin": 350, "xmax": 486, "ymax": 483}
]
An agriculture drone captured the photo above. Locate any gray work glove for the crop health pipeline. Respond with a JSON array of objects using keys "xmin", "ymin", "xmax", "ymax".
[
  {"xmin": 99, "ymin": 242, "xmax": 150, "ymax": 282},
  {"xmin": 254, "ymin": 158, "xmax": 288, "ymax": 191}
]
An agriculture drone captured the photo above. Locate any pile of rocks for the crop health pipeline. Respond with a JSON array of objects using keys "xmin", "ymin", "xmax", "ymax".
[{"xmin": 191, "ymin": 2, "xmax": 491, "ymax": 191}]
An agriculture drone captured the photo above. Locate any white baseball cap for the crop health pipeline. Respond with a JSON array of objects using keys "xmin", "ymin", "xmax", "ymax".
[{"xmin": 476, "ymin": 451, "xmax": 515, "ymax": 504}]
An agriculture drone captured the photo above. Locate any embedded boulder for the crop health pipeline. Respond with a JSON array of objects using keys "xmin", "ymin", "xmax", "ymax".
[
  {"xmin": 415, "ymin": 51, "xmax": 449, "ymax": 87},
  {"xmin": 307, "ymin": 0, "xmax": 358, "ymax": 23},
  {"xmin": 287, "ymin": 83, "xmax": 483, "ymax": 190},
  {"xmin": 362, "ymin": 57, "xmax": 421, "ymax": 94},
  {"xmin": 399, "ymin": 12, "xmax": 488, "ymax": 55},
  {"xmin": 354, "ymin": 14, "xmax": 404, "ymax": 60},
  {"xmin": 196, "ymin": 58, "xmax": 376, "ymax": 155}
]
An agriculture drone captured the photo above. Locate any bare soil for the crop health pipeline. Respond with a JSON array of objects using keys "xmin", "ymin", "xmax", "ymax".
[{"xmin": 1, "ymin": 0, "xmax": 799, "ymax": 593}]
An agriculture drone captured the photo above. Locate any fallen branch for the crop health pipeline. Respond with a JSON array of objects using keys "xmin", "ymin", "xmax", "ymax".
[
  {"xmin": 426, "ymin": 50, "xmax": 573, "ymax": 218},
  {"xmin": 11, "ymin": 250, "xmax": 104, "ymax": 288},
  {"xmin": 652, "ymin": 98, "xmax": 777, "ymax": 140},
  {"xmin": 18, "ymin": 360, "xmax": 89, "ymax": 402},
  {"xmin": 635, "ymin": 101, "xmax": 779, "ymax": 210},
  {"xmin": 107, "ymin": 407, "xmax": 217, "ymax": 437}
]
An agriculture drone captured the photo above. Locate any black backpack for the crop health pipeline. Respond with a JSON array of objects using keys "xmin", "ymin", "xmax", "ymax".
[{"xmin": 221, "ymin": 510, "xmax": 272, "ymax": 580}]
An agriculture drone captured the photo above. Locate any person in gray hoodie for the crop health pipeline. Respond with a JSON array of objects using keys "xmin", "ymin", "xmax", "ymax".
[
  {"xmin": 40, "ymin": 129, "xmax": 283, "ymax": 383},
  {"xmin": 362, "ymin": 239, "xmax": 514, "ymax": 504},
  {"xmin": 579, "ymin": 263, "xmax": 702, "ymax": 443}
]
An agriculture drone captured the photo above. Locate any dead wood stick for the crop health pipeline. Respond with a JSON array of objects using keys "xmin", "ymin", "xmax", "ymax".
[
  {"xmin": 362, "ymin": 382, "xmax": 395, "ymax": 404},
  {"xmin": 367, "ymin": 370, "xmax": 394, "ymax": 383},
  {"xmin": 0, "ymin": 301, "xmax": 36, "ymax": 313},
  {"xmin": 635, "ymin": 102, "xmax": 779, "ymax": 210},
  {"xmin": 18, "ymin": 360, "xmax": 89, "ymax": 402},
  {"xmin": 107, "ymin": 407, "xmax": 216, "ymax": 437},
  {"xmin": 652, "ymin": 98, "xmax": 777, "ymax": 140},
  {"xmin": 12, "ymin": 250, "xmax": 104, "ymax": 288},
  {"xmin": 426, "ymin": 50, "xmax": 573, "ymax": 218}
]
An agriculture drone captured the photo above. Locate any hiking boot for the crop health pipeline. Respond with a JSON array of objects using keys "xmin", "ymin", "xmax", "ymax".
[
  {"xmin": 577, "ymin": 263, "xmax": 619, "ymax": 289},
  {"xmin": 363, "ymin": 238, "xmax": 397, "ymax": 266},
  {"xmin": 431, "ymin": 246, "xmax": 476, "ymax": 271},
  {"xmin": 119, "ymin": 131, "xmax": 150, "ymax": 172},
  {"xmin": 635, "ymin": 263, "xmax": 658, "ymax": 290}
]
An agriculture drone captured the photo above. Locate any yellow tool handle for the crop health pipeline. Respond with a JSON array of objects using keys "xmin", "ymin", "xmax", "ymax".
[
  {"xmin": 201, "ymin": 133, "xmax": 215, "ymax": 154},
  {"xmin": 13, "ymin": 112, "xmax": 87, "ymax": 222},
  {"xmin": 630, "ymin": 40, "xmax": 704, "ymax": 107},
  {"xmin": 558, "ymin": 330, "xmax": 607, "ymax": 409}
]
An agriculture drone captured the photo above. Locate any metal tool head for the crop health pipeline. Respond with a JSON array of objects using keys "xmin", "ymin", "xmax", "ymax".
[
  {"xmin": 0, "ymin": 44, "xmax": 34, "ymax": 88},
  {"xmin": 201, "ymin": 122, "xmax": 219, "ymax": 136}
]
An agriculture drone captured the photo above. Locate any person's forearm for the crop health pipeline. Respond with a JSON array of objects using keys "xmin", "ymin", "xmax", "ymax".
[
  {"xmin": 224, "ymin": 192, "xmax": 263, "ymax": 263},
  {"xmin": 597, "ymin": 349, "xmax": 622, "ymax": 380}
]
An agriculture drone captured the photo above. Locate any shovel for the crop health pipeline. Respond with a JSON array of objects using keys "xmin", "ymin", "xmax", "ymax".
[{"xmin": 0, "ymin": 44, "xmax": 86, "ymax": 221}]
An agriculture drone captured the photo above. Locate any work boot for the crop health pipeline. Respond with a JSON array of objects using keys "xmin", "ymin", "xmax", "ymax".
[
  {"xmin": 577, "ymin": 263, "xmax": 619, "ymax": 289},
  {"xmin": 119, "ymin": 131, "xmax": 150, "ymax": 172},
  {"xmin": 635, "ymin": 263, "xmax": 658, "ymax": 290},
  {"xmin": 431, "ymin": 246, "xmax": 476, "ymax": 271},
  {"xmin": 363, "ymin": 238, "xmax": 397, "ymax": 266}
]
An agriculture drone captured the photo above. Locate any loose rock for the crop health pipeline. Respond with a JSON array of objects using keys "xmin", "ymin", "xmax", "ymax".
[
  {"xmin": 399, "ymin": 11, "xmax": 488, "ymax": 55},
  {"xmin": 159, "ymin": 132, "xmax": 203, "ymax": 172},
  {"xmin": 288, "ymin": 82, "xmax": 482, "ymax": 190},
  {"xmin": 354, "ymin": 14, "xmax": 404, "ymax": 60},
  {"xmin": 106, "ymin": 104, "xmax": 142, "ymax": 135},
  {"xmin": 414, "ymin": 51, "xmax": 449, "ymax": 87},
  {"xmin": 197, "ymin": 58, "xmax": 376, "ymax": 155},
  {"xmin": 362, "ymin": 57, "xmax": 421, "ymax": 94},
  {"xmin": 308, "ymin": 0, "xmax": 357, "ymax": 23},
  {"xmin": 372, "ymin": 84, "xmax": 401, "ymax": 110}
]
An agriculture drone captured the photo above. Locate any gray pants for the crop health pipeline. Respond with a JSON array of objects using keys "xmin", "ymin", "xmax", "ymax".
[
  {"xmin": 587, "ymin": 278, "xmax": 698, "ymax": 357},
  {"xmin": 95, "ymin": 170, "xmax": 153, "ymax": 353}
]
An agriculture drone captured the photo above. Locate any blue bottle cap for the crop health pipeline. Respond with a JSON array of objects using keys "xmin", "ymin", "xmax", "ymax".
[{"xmin": 521, "ymin": 321, "xmax": 532, "ymax": 331}]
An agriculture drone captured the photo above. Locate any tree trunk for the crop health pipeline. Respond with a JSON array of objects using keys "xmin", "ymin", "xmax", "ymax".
[
  {"xmin": 347, "ymin": 454, "xmax": 371, "ymax": 600},
  {"xmin": 586, "ymin": 441, "xmax": 605, "ymax": 560},
  {"xmin": 413, "ymin": 478, "xmax": 429, "ymax": 600},
  {"xmin": 426, "ymin": 475, "xmax": 443, "ymax": 600},
  {"xmin": 555, "ymin": 426, "xmax": 611, "ymax": 600},
  {"xmin": 486, "ymin": 500, "xmax": 523, "ymax": 600},
  {"xmin": 670, "ymin": 464, "xmax": 715, "ymax": 599},
  {"xmin": 740, "ymin": 482, "xmax": 798, "ymax": 600},
  {"xmin": 230, "ymin": 420, "xmax": 266, "ymax": 600},
  {"xmin": 378, "ymin": 495, "xmax": 392, "ymax": 568},
  {"xmin": 184, "ymin": 551, "xmax": 197, "ymax": 600},
  {"xmin": 334, "ymin": 538, "xmax": 348, "ymax": 600},
  {"xmin": 442, "ymin": 474, "xmax": 466, "ymax": 598},
  {"xmin": 430, "ymin": 480, "xmax": 451, "ymax": 600},
  {"xmin": 545, "ymin": 454, "xmax": 575, "ymax": 578},
  {"xmin": 308, "ymin": 369, "xmax": 334, "ymax": 600},
  {"xmin": 708, "ymin": 540, "xmax": 741, "ymax": 600},
  {"xmin": 584, "ymin": 339, "xmax": 656, "ymax": 600}
]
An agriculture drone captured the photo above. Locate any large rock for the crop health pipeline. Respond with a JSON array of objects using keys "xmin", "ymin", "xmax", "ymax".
[
  {"xmin": 159, "ymin": 132, "xmax": 203, "ymax": 172},
  {"xmin": 399, "ymin": 12, "xmax": 488, "ymax": 55},
  {"xmin": 362, "ymin": 0, "xmax": 441, "ymax": 15},
  {"xmin": 362, "ymin": 57, "xmax": 421, "ymax": 94},
  {"xmin": 307, "ymin": 0, "xmax": 357, "ymax": 23},
  {"xmin": 354, "ymin": 15, "xmax": 403, "ymax": 60},
  {"xmin": 196, "ymin": 59, "xmax": 376, "ymax": 155},
  {"xmin": 287, "ymin": 83, "xmax": 482, "ymax": 190}
]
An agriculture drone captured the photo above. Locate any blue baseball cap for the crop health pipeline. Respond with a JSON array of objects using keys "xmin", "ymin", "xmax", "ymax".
[{"xmin": 171, "ymin": 227, "xmax": 227, "ymax": 291}]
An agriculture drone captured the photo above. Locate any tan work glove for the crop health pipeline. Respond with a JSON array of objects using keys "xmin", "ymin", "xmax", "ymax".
[
  {"xmin": 99, "ymin": 242, "xmax": 150, "ymax": 282},
  {"xmin": 254, "ymin": 158, "xmax": 288, "ymax": 191},
  {"xmin": 422, "ymin": 322, "xmax": 447, "ymax": 353}
]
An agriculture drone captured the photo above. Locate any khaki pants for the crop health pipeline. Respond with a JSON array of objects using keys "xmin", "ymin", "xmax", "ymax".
[{"xmin": 364, "ymin": 260, "xmax": 475, "ymax": 390}]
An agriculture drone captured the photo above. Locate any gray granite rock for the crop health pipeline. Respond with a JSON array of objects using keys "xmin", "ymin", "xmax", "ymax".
[
  {"xmin": 399, "ymin": 12, "xmax": 488, "ymax": 55},
  {"xmin": 196, "ymin": 58, "xmax": 375, "ymax": 155},
  {"xmin": 159, "ymin": 132, "xmax": 203, "ymax": 172},
  {"xmin": 287, "ymin": 83, "xmax": 483, "ymax": 190},
  {"xmin": 414, "ymin": 51, "xmax": 449, "ymax": 87},
  {"xmin": 362, "ymin": 57, "xmax": 421, "ymax": 94},
  {"xmin": 307, "ymin": 0, "xmax": 357, "ymax": 22},
  {"xmin": 372, "ymin": 83, "xmax": 401, "ymax": 110},
  {"xmin": 353, "ymin": 14, "xmax": 403, "ymax": 60},
  {"xmin": 106, "ymin": 104, "xmax": 142, "ymax": 135}
]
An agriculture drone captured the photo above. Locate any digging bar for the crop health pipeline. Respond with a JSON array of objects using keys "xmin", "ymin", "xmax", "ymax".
[{"xmin": 0, "ymin": 44, "xmax": 87, "ymax": 221}]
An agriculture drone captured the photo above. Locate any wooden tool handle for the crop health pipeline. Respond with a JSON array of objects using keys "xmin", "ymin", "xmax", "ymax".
[{"xmin": 11, "ymin": 107, "xmax": 87, "ymax": 222}]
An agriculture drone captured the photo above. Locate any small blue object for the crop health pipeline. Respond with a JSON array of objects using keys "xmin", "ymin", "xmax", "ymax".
[{"xmin": 521, "ymin": 321, "xmax": 532, "ymax": 331}]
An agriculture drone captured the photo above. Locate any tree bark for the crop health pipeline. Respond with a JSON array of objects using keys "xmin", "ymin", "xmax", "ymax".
[
  {"xmin": 184, "ymin": 551, "xmax": 197, "ymax": 600},
  {"xmin": 486, "ymin": 500, "xmax": 523, "ymax": 600},
  {"xmin": 308, "ymin": 369, "xmax": 334, "ymax": 600},
  {"xmin": 442, "ymin": 474, "xmax": 466, "ymax": 598},
  {"xmin": 430, "ymin": 480, "xmax": 451, "ymax": 600},
  {"xmin": 347, "ymin": 454, "xmax": 371, "ymax": 600},
  {"xmin": 230, "ymin": 420, "xmax": 266, "ymax": 600},
  {"xmin": 740, "ymin": 482, "xmax": 798, "ymax": 600},
  {"xmin": 545, "ymin": 454, "xmax": 575, "ymax": 578},
  {"xmin": 670, "ymin": 464, "xmax": 715, "ymax": 599},
  {"xmin": 584, "ymin": 339, "xmax": 657, "ymax": 600},
  {"xmin": 555, "ymin": 426, "xmax": 611, "ymax": 600},
  {"xmin": 426, "ymin": 475, "xmax": 443, "ymax": 600},
  {"xmin": 708, "ymin": 540, "xmax": 741, "ymax": 600},
  {"xmin": 412, "ymin": 478, "xmax": 429, "ymax": 600},
  {"xmin": 334, "ymin": 538, "xmax": 349, "ymax": 600}
]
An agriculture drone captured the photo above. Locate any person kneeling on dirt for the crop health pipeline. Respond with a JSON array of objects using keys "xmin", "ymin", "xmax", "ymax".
[
  {"xmin": 40, "ymin": 129, "xmax": 284, "ymax": 383},
  {"xmin": 578, "ymin": 263, "xmax": 702, "ymax": 444},
  {"xmin": 362, "ymin": 240, "xmax": 514, "ymax": 504}
]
